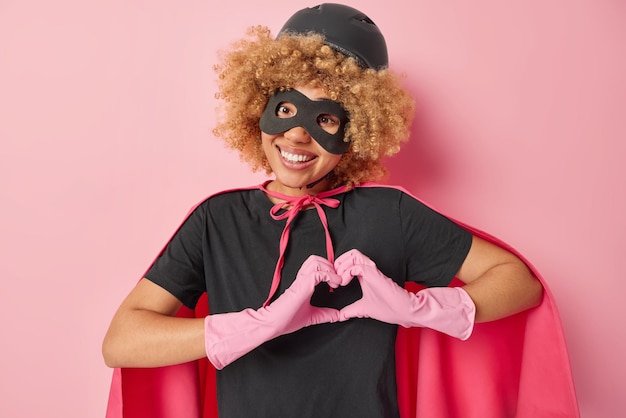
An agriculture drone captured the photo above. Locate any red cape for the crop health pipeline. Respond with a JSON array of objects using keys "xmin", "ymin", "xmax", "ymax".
[{"xmin": 105, "ymin": 184, "xmax": 580, "ymax": 417}]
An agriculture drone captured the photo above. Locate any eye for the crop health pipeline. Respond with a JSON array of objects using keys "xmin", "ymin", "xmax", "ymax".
[
  {"xmin": 317, "ymin": 114, "xmax": 340, "ymax": 134},
  {"xmin": 276, "ymin": 102, "xmax": 296, "ymax": 118}
]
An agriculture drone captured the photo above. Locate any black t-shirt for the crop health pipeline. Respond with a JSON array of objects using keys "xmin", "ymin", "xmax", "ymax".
[{"xmin": 145, "ymin": 185, "xmax": 472, "ymax": 418}]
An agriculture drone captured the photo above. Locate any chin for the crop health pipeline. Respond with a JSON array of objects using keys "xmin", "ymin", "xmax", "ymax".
[{"xmin": 275, "ymin": 177, "xmax": 309, "ymax": 190}]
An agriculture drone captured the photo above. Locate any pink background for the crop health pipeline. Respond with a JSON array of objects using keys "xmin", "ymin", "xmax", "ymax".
[{"xmin": 1, "ymin": 0, "xmax": 624, "ymax": 416}]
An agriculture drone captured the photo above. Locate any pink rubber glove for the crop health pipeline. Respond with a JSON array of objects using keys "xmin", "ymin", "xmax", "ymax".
[
  {"xmin": 204, "ymin": 255, "xmax": 342, "ymax": 369},
  {"xmin": 335, "ymin": 249, "xmax": 475, "ymax": 340}
]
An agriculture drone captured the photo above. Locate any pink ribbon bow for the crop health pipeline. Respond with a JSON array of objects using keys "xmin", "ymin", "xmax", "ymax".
[{"xmin": 259, "ymin": 182, "xmax": 348, "ymax": 307}]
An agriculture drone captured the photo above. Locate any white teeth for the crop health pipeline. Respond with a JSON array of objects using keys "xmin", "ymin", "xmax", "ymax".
[{"xmin": 280, "ymin": 150, "xmax": 313, "ymax": 163}]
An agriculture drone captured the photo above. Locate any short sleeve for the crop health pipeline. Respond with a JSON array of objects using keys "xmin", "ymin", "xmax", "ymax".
[
  {"xmin": 144, "ymin": 203, "xmax": 207, "ymax": 309},
  {"xmin": 400, "ymin": 193, "xmax": 472, "ymax": 287}
]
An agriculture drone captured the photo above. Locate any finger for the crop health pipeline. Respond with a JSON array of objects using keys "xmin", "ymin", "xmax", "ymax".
[
  {"xmin": 335, "ymin": 264, "xmax": 365, "ymax": 286},
  {"xmin": 298, "ymin": 255, "xmax": 335, "ymax": 277},
  {"xmin": 289, "ymin": 268, "xmax": 332, "ymax": 296},
  {"xmin": 309, "ymin": 306, "xmax": 341, "ymax": 324},
  {"xmin": 334, "ymin": 249, "xmax": 376, "ymax": 273},
  {"xmin": 302, "ymin": 255, "xmax": 333, "ymax": 270},
  {"xmin": 334, "ymin": 253, "xmax": 359, "ymax": 276},
  {"xmin": 337, "ymin": 301, "xmax": 365, "ymax": 322},
  {"xmin": 334, "ymin": 249, "xmax": 362, "ymax": 271},
  {"xmin": 312, "ymin": 269, "xmax": 343, "ymax": 289},
  {"xmin": 289, "ymin": 269, "xmax": 343, "ymax": 298},
  {"xmin": 325, "ymin": 271, "xmax": 343, "ymax": 289}
]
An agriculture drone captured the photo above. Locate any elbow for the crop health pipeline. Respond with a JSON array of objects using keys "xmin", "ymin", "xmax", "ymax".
[
  {"xmin": 102, "ymin": 331, "xmax": 125, "ymax": 368},
  {"xmin": 527, "ymin": 274, "xmax": 544, "ymax": 310},
  {"xmin": 513, "ymin": 260, "xmax": 544, "ymax": 313},
  {"xmin": 102, "ymin": 337, "xmax": 117, "ymax": 368}
]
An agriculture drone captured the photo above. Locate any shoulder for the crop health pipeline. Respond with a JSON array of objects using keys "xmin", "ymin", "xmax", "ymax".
[
  {"xmin": 347, "ymin": 183, "xmax": 430, "ymax": 210},
  {"xmin": 347, "ymin": 183, "xmax": 405, "ymax": 200},
  {"xmin": 350, "ymin": 184, "xmax": 464, "ymax": 230},
  {"xmin": 172, "ymin": 186, "xmax": 264, "ymax": 227},
  {"xmin": 193, "ymin": 185, "xmax": 263, "ymax": 210}
]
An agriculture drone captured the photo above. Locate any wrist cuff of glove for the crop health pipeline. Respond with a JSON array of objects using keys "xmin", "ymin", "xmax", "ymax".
[
  {"xmin": 204, "ymin": 308, "xmax": 273, "ymax": 370},
  {"xmin": 410, "ymin": 286, "xmax": 476, "ymax": 340}
]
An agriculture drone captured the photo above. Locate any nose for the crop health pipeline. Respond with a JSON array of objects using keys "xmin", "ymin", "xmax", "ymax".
[{"xmin": 283, "ymin": 126, "xmax": 312, "ymax": 144}]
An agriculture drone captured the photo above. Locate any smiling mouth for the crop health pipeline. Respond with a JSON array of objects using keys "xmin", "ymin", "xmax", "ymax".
[{"xmin": 278, "ymin": 147, "xmax": 316, "ymax": 163}]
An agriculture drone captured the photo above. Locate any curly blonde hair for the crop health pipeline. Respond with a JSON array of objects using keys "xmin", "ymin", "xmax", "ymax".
[{"xmin": 212, "ymin": 25, "xmax": 415, "ymax": 187}]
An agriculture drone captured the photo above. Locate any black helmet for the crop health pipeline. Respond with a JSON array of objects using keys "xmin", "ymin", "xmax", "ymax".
[{"xmin": 278, "ymin": 3, "xmax": 388, "ymax": 70}]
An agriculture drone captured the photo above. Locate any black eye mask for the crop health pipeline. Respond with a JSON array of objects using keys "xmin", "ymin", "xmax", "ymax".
[{"xmin": 259, "ymin": 89, "xmax": 350, "ymax": 155}]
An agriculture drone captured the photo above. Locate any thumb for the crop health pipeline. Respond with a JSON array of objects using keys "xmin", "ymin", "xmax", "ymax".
[
  {"xmin": 311, "ymin": 269, "xmax": 343, "ymax": 289},
  {"xmin": 338, "ymin": 300, "xmax": 365, "ymax": 322},
  {"xmin": 336, "ymin": 265, "xmax": 364, "ymax": 287},
  {"xmin": 309, "ymin": 306, "xmax": 341, "ymax": 325},
  {"xmin": 299, "ymin": 255, "xmax": 334, "ymax": 275}
]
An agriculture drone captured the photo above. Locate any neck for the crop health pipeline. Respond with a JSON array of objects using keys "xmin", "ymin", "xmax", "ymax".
[{"xmin": 264, "ymin": 179, "xmax": 331, "ymax": 202}]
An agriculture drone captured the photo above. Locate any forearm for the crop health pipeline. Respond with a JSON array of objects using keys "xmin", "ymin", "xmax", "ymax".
[
  {"xmin": 461, "ymin": 261, "xmax": 543, "ymax": 323},
  {"xmin": 102, "ymin": 309, "xmax": 206, "ymax": 368}
]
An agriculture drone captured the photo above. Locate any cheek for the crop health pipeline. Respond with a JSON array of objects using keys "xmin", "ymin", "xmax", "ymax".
[
  {"xmin": 324, "ymin": 153, "xmax": 343, "ymax": 168},
  {"xmin": 259, "ymin": 134, "xmax": 275, "ymax": 170},
  {"xmin": 261, "ymin": 132, "xmax": 275, "ymax": 150}
]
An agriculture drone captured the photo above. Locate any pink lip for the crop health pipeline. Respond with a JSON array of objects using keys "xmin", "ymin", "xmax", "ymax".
[
  {"xmin": 278, "ymin": 144, "xmax": 316, "ymax": 157},
  {"xmin": 276, "ymin": 145, "xmax": 318, "ymax": 170}
]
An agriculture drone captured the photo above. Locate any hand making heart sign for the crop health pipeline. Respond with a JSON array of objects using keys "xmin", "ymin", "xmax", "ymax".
[
  {"xmin": 333, "ymin": 249, "xmax": 475, "ymax": 340},
  {"xmin": 204, "ymin": 250, "xmax": 476, "ymax": 370}
]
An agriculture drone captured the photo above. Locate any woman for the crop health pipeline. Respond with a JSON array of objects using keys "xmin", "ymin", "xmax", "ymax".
[{"xmin": 103, "ymin": 4, "xmax": 577, "ymax": 417}]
